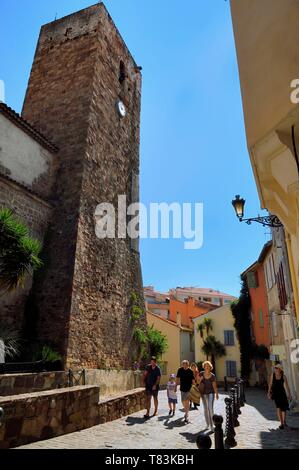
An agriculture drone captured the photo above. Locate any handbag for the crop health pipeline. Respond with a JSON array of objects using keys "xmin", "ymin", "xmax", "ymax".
[{"xmin": 189, "ymin": 384, "xmax": 201, "ymax": 404}]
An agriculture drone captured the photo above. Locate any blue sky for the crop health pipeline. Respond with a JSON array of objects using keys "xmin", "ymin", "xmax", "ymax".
[{"xmin": 0, "ymin": 0, "xmax": 270, "ymax": 297}]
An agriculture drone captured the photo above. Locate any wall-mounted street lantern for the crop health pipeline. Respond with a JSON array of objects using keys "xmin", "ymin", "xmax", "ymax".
[{"xmin": 232, "ymin": 195, "xmax": 283, "ymax": 228}]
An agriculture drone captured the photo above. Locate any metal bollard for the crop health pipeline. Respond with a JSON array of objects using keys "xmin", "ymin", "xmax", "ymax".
[
  {"xmin": 235, "ymin": 384, "xmax": 241, "ymax": 415},
  {"xmin": 196, "ymin": 433, "xmax": 212, "ymax": 450},
  {"xmin": 0, "ymin": 407, "xmax": 4, "ymax": 427},
  {"xmin": 224, "ymin": 376, "xmax": 228, "ymax": 392},
  {"xmin": 239, "ymin": 379, "xmax": 245, "ymax": 407},
  {"xmin": 213, "ymin": 414, "xmax": 224, "ymax": 449},
  {"xmin": 230, "ymin": 387, "xmax": 240, "ymax": 427},
  {"xmin": 224, "ymin": 398, "xmax": 237, "ymax": 448}
]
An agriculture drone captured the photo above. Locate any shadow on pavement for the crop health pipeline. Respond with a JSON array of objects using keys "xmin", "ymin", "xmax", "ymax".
[
  {"xmin": 125, "ymin": 416, "xmax": 148, "ymax": 426},
  {"xmin": 244, "ymin": 389, "xmax": 299, "ymax": 428},
  {"xmin": 260, "ymin": 427, "xmax": 299, "ymax": 449},
  {"xmin": 162, "ymin": 417, "xmax": 187, "ymax": 429},
  {"xmin": 179, "ymin": 432, "xmax": 198, "ymax": 444},
  {"xmin": 180, "ymin": 429, "xmax": 211, "ymax": 444}
]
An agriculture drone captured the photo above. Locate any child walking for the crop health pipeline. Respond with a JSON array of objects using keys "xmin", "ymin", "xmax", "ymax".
[{"xmin": 167, "ymin": 373, "xmax": 178, "ymax": 416}]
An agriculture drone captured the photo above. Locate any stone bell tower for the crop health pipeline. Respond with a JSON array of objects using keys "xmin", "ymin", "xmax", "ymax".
[{"xmin": 22, "ymin": 3, "xmax": 145, "ymax": 369}]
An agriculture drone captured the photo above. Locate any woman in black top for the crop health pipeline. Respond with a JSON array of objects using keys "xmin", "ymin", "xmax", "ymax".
[{"xmin": 268, "ymin": 363, "xmax": 291, "ymax": 429}]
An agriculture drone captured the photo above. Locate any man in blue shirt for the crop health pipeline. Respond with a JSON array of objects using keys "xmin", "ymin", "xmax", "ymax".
[{"xmin": 143, "ymin": 356, "xmax": 161, "ymax": 419}]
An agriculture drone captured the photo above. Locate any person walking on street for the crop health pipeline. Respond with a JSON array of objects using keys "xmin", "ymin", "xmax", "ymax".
[
  {"xmin": 190, "ymin": 363, "xmax": 200, "ymax": 410},
  {"xmin": 176, "ymin": 360, "xmax": 195, "ymax": 424},
  {"xmin": 143, "ymin": 357, "xmax": 161, "ymax": 420},
  {"xmin": 267, "ymin": 363, "xmax": 292, "ymax": 430},
  {"xmin": 167, "ymin": 374, "xmax": 178, "ymax": 416},
  {"xmin": 198, "ymin": 361, "xmax": 219, "ymax": 432}
]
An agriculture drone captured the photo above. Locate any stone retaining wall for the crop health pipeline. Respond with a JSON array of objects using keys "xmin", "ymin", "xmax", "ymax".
[
  {"xmin": 85, "ymin": 369, "xmax": 143, "ymax": 397},
  {"xmin": 0, "ymin": 372, "xmax": 69, "ymax": 397},
  {"xmin": 98, "ymin": 388, "xmax": 146, "ymax": 424},
  {"xmin": 0, "ymin": 386, "xmax": 146, "ymax": 448}
]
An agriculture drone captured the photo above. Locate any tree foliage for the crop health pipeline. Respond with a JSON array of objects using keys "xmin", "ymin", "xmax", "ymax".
[
  {"xmin": 252, "ymin": 343, "xmax": 270, "ymax": 360},
  {"xmin": 146, "ymin": 325, "xmax": 168, "ymax": 358},
  {"xmin": 230, "ymin": 277, "xmax": 253, "ymax": 380},
  {"xmin": 133, "ymin": 325, "xmax": 169, "ymax": 361},
  {"xmin": 201, "ymin": 334, "xmax": 226, "ymax": 372}
]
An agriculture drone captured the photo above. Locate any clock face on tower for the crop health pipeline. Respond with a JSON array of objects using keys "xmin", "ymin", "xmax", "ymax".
[{"xmin": 117, "ymin": 100, "xmax": 126, "ymax": 118}]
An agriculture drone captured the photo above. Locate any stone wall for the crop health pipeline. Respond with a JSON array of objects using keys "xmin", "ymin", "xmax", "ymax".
[
  {"xmin": 0, "ymin": 385, "xmax": 100, "ymax": 449},
  {"xmin": 98, "ymin": 388, "xmax": 146, "ymax": 424},
  {"xmin": 85, "ymin": 369, "xmax": 143, "ymax": 397},
  {"xmin": 0, "ymin": 386, "xmax": 146, "ymax": 448},
  {"xmin": 0, "ymin": 372, "xmax": 69, "ymax": 397},
  {"xmin": 22, "ymin": 3, "xmax": 146, "ymax": 369}
]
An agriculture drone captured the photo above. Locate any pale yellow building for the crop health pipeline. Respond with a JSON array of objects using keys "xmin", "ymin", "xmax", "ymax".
[
  {"xmin": 146, "ymin": 311, "xmax": 194, "ymax": 385},
  {"xmin": 230, "ymin": 0, "xmax": 299, "ymax": 325},
  {"xmin": 193, "ymin": 305, "xmax": 241, "ymax": 382},
  {"xmin": 230, "ymin": 0, "xmax": 299, "ymax": 400}
]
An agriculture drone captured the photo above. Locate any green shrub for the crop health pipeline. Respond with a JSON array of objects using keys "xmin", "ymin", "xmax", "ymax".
[{"xmin": 32, "ymin": 344, "xmax": 62, "ymax": 363}]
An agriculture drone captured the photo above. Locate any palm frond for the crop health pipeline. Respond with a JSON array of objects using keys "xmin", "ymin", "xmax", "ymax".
[{"xmin": 0, "ymin": 209, "xmax": 43, "ymax": 293}]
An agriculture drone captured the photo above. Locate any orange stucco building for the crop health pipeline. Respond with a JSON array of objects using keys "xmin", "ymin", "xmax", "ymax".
[
  {"xmin": 146, "ymin": 296, "xmax": 218, "ymax": 329},
  {"xmin": 242, "ymin": 242, "xmax": 271, "ymax": 348}
]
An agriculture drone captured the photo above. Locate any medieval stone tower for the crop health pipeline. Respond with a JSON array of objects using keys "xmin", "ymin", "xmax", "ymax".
[{"xmin": 22, "ymin": 3, "xmax": 145, "ymax": 369}]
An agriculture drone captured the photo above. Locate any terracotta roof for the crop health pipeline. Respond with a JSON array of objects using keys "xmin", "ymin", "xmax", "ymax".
[
  {"xmin": 170, "ymin": 287, "xmax": 235, "ymax": 298},
  {"xmin": 146, "ymin": 311, "xmax": 193, "ymax": 332},
  {"xmin": 0, "ymin": 103, "xmax": 58, "ymax": 153}
]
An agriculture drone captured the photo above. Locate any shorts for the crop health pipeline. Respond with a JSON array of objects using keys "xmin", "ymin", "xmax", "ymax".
[
  {"xmin": 168, "ymin": 398, "xmax": 178, "ymax": 404},
  {"xmin": 181, "ymin": 391, "xmax": 190, "ymax": 402},
  {"xmin": 146, "ymin": 387, "xmax": 159, "ymax": 398}
]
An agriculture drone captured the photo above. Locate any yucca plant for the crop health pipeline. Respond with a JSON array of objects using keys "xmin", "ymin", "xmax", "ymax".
[
  {"xmin": 0, "ymin": 325, "xmax": 21, "ymax": 361},
  {"xmin": 0, "ymin": 208, "xmax": 42, "ymax": 293}
]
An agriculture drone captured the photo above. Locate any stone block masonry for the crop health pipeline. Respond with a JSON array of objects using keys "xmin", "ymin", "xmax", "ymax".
[
  {"xmin": 0, "ymin": 372, "xmax": 69, "ymax": 397},
  {"xmin": 21, "ymin": 4, "xmax": 145, "ymax": 369},
  {"xmin": 0, "ymin": 386, "xmax": 146, "ymax": 448},
  {"xmin": 0, "ymin": 386, "xmax": 100, "ymax": 448}
]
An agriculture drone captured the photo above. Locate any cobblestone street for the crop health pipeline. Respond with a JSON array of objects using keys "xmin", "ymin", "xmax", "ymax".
[{"xmin": 18, "ymin": 389, "xmax": 299, "ymax": 449}]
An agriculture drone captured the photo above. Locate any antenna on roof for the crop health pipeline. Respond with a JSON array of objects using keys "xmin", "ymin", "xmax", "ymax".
[{"xmin": 54, "ymin": 12, "xmax": 58, "ymax": 21}]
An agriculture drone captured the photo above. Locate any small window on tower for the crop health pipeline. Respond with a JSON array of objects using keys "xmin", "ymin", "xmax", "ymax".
[{"xmin": 119, "ymin": 61, "xmax": 126, "ymax": 84}]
